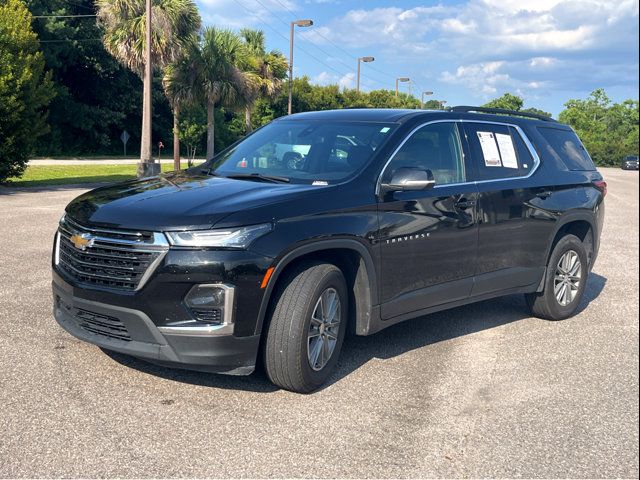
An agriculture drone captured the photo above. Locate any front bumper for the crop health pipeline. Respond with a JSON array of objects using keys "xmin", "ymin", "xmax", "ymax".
[
  {"xmin": 622, "ymin": 162, "xmax": 639, "ymax": 170},
  {"xmin": 52, "ymin": 280, "xmax": 261, "ymax": 375}
]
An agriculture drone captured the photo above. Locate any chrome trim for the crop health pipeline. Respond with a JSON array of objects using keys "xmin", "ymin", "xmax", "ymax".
[
  {"xmin": 157, "ymin": 323, "xmax": 235, "ymax": 337},
  {"xmin": 375, "ymin": 119, "xmax": 542, "ymax": 195},
  {"xmin": 60, "ymin": 217, "xmax": 169, "ymax": 251},
  {"xmin": 54, "ymin": 232, "xmax": 61, "ymax": 265},
  {"xmin": 159, "ymin": 284, "xmax": 236, "ymax": 337},
  {"xmin": 64, "ymin": 216, "xmax": 144, "ymax": 238},
  {"xmin": 60, "ymin": 226, "xmax": 169, "ymax": 252}
]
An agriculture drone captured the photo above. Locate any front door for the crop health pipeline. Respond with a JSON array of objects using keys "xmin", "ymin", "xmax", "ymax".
[{"xmin": 377, "ymin": 121, "xmax": 479, "ymax": 319}]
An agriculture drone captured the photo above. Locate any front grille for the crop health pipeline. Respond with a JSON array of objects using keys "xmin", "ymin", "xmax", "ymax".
[
  {"xmin": 56, "ymin": 216, "xmax": 169, "ymax": 292},
  {"xmin": 57, "ymin": 296, "xmax": 131, "ymax": 341}
]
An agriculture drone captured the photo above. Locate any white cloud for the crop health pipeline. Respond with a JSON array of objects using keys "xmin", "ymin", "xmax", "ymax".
[
  {"xmin": 299, "ymin": 5, "xmax": 453, "ymax": 54},
  {"xmin": 305, "ymin": 0, "xmax": 638, "ymax": 100},
  {"xmin": 313, "ymin": 71, "xmax": 334, "ymax": 84},
  {"xmin": 529, "ymin": 57, "xmax": 557, "ymax": 68},
  {"xmin": 441, "ymin": 60, "xmax": 552, "ymax": 98},
  {"xmin": 312, "ymin": 71, "xmax": 356, "ymax": 90},
  {"xmin": 338, "ymin": 72, "xmax": 355, "ymax": 89}
]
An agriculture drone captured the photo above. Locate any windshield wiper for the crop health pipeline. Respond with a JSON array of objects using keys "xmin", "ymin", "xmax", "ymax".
[{"xmin": 224, "ymin": 173, "xmax": 291, "ymax": 183}]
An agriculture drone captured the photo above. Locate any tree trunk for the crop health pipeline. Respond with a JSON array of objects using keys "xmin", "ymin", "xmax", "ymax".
[
  {"xmin": 245, "ymin": 106, "xmax": 253, "ymax": 133},
  {"xmin": 173, "ymin": 105, "xmax": 180, "ymax": 171},
  {"xmin": 139, "ymin": 0, "xmax": 153, "ymax": 168},
  {"xmin": 207, "ymin": 100, "xmax": 215, "ymax": 159},
  {"xmin": 140, "ymin": 68, "xmax": 153, "ymax": 163}
]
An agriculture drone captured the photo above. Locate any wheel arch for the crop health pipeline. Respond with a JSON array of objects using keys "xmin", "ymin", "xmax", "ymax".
[
  {"xmin": 537, "ymin": 212, "xmax": 596, "ymax": 292},
  {"xmin": 254, "ymin": 239, "xmax": 378, "ymax": 337}
]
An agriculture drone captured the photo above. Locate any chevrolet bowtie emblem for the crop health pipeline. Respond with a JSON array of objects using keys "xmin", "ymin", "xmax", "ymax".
[{"xmin": 69, "ymin": 233, "xmax": 95, "ymax": 251}]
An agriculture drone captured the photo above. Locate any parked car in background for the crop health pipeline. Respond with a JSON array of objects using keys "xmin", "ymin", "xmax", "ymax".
[
  {"xmin": 52, "ymin": 106, "xmax": 606, "ymax": 393},
  {"xmin": 621, "ymin": 155, "xmax": 639, "ymax": 170}
]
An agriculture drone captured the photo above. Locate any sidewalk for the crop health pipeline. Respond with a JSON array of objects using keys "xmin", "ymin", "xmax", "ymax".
[{"xmin": 29, "ymin": 158, "xmax": 206, "ymax": 165}]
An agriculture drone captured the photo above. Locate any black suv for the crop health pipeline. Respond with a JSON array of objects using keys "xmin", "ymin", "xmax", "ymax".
[{"xmin": 52, "ymin": 107, "xmax": 606, "ymax": 393}]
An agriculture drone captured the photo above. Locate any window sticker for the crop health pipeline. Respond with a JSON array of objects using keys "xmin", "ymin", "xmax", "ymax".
[
  {"xmin": 495, "ymin": 133, "xmax": 518, "ymax": 169},
  {"xmin": 477, "ymin": 131, "xmax": 502, "ymax": 167},
  {"xmin": 380, "ymin": 127, "xmax": 391, "ymax": 133}
]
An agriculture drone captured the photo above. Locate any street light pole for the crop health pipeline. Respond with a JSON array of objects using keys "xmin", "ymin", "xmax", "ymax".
[
  {"xmin": 288, "ymin": 19, "xmax": 313, "ymax": 115},
  {"xmin": 395, "ymin": 77, "xmax": 410, "ymax": 97},
  {"xmin": 421, "ymin": 91, "xmax": 433, "ymax": 109},
  {"xmin": 356, "ymin": 56, "xmax": 374, "ymax": 93}
]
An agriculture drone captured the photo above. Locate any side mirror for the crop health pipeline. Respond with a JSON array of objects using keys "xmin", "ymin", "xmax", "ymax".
[{"xmin": 381, "ymin": 167, "xmax": 436, "ymax": 193}]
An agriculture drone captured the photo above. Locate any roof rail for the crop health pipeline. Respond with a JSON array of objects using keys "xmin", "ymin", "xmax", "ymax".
[{"xmin": 448, "ymin": 105, "xmax": 558, "ymax": 122}]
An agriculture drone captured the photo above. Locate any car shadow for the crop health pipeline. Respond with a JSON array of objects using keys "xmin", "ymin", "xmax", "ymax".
[{"xmin": 103, "ymin": 272, "xmax": 607, "ymax": 394}]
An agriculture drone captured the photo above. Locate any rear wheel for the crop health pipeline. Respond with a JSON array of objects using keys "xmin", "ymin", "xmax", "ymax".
[
  {"xmin": 263, "ymin": 262, "xmax": 347, "ymax": 393},
  {"xmin": 526, "ymin": 234, "xmax": 588, "ymax": 320}
]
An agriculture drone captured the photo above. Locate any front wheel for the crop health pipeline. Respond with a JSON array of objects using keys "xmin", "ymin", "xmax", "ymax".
[
  {"xmin": 263, "ymin": 262, "xmax": 348, "ymax": 393},
  {"xmin": 526, "ymin": 234, "xmax": 588, "ymax": 320}
]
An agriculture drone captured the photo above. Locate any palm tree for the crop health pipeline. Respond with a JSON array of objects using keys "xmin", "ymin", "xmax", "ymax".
[
  {"xmin": 239, "ymin": 28, "xmax": 288, "ymax": 133},
  {"xmin": 196, "ymin": 27, "xmax": 252, "ymax": 159},
  {"xmin": 162, "ymin": 40, "xmax": 199, "ymax": 170},
  {"xmin": 96, "ymin": 0, "xmax": 200, "ymax": 169}
]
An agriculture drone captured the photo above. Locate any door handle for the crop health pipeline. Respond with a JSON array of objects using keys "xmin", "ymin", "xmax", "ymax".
[
  {"xmin": 455, "ymin": 199, "xmax": 476, "ymax": 209},
  {"xmin": 536, "ymin": 190, "xmax": 553, "ymax": 199}
]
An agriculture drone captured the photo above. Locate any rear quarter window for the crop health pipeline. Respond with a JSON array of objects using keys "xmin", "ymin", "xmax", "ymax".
[{"xmin": 537, "ymin": 126, "xmax": 596, "ymax": 171}]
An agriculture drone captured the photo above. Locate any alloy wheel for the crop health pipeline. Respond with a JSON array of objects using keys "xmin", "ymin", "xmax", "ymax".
[
  {"xmin": 554, "ymin": 250, "xmax": 582, "ymax": 307},
  {"xmin": 307, "ymin": 287, "xmax": 341, "ymax": 371}
]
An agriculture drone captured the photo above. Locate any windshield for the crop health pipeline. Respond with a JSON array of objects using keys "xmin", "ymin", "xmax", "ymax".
[{"xmin": 209, "ymin": 120, "xmax": 397, "ymax": 184}]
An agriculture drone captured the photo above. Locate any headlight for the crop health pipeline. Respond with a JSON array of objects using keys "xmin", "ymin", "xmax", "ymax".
[{"xmin": 165, "ymin": 223, "xmax": 272, "ymax": 248}]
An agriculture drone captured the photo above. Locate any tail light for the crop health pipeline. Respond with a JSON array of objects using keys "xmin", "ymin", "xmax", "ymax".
[{"xmin": 594, "ymin": 180, "xmax": 607, "ymax": 197}]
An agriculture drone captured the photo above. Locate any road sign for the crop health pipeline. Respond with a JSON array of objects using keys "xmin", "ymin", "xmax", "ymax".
[{"xmin": 120, "ymin": 130, "xmax": 130, "ymax": 156}]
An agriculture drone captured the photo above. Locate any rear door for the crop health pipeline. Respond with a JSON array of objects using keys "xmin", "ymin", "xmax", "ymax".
[
  {"xmin": 377, "ymin": 121, "xmax": 479, "ymax": 319},
  {"xmin": 461, "ymin": 121, "xmax": 548, "ymax": 296}
]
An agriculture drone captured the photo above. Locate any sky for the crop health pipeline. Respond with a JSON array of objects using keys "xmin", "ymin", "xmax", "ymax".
[{"xmin": 195, "ymin": 0, "xmax": 640, "ymax": 116}]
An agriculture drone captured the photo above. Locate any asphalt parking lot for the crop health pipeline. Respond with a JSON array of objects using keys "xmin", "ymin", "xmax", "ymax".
[{"xmin": 0, "ymin": 168, "xmax": 638, "ymax": 478}]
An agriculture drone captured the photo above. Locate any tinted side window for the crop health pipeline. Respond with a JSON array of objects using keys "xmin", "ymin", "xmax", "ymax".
[
  {"xmin": 383, "ymin": 122, "xmax": 465, "ymax": 186},
  {"xmin": 537, "ymin": 126, "xmax": 596, "ymax": 171},
  {"xmin": 463, "ymin": 123, "xmax": 534, "ymax": 181}
]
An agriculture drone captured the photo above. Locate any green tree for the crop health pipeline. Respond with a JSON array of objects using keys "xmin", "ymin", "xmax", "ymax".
[
  {"xmin": 522, "ymin": 107, "xmax": 552, "ymax": 118},
  {"xmin": 423, "ymin": 99, "xmax": 445, "ymax": 110},
  {"xmin": 27, "ymin": 0, "xmax": 140, "ymax": 156},
  {"xmin": 483, "ymin": 92, "xmax": 524, "ymax": 111},
  {"xmin": 194, "ymin": 27, "xmax": 251, "ymax": 159},
  {"xmin": 163, "ymin": 39, "xmax": 200, "ymax": 170},
  {"xmin": 559, "ymin": 89, "xmax": 639, "ymax": 166},
  {"xmin": 238, "ymin": 28, "xmax": 287, "ymax": 133},
  {"xmin": 178, "ymin": 118, "xmax": 205, "ymax": 166},
  {"xmin": 96, "ymin": 0, "xmax": 200, "ymax": 166},
  {"xmin": 367, "ymin": 89, "xmax": 421, "ymax": 109},
  {"xmin": 0, "ymin": 0, "xmax": 54, "ymax": 182},
  {"xmin": 483, "ymin": 92, "xmax": 552, "ymax": 117}
]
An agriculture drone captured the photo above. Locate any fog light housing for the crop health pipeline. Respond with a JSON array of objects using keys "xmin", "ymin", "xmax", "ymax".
[{"xmin": 184, "ymin": 284, "xmax": 235, "ymax": 325}]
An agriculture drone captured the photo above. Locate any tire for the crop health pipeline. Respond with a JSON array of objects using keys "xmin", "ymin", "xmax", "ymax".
[
  {"xmin": 263, "ymin": 261, "xmax": 348, "ymax": 393},
  {"xmin": 526, "ymin": 234, "xmax": 588, "ymax": 320}
]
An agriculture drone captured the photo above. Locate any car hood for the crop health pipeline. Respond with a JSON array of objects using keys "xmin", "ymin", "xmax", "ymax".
[{"xmin": 65, "ymin": 172, "xmax": 324, "ymax": 231}]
